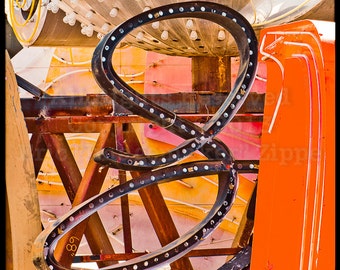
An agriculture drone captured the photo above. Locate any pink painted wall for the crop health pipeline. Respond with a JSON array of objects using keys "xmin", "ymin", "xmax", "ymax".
[{"xmin": 143, "ymin": 52, "xmax": 266, "ymax": 162}]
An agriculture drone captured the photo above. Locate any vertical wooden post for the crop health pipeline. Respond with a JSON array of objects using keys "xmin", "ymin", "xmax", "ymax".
[{"xmin": 5, "ymin": 50, "xmax": 42, "ymax": 270}]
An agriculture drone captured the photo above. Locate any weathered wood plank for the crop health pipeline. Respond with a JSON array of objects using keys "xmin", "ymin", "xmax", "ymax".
[{"xmin": 5, "ymin": 50, "xmax": 42, "ymax": 270}]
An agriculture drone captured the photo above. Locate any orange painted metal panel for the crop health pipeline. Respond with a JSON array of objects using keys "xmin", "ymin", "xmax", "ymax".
[{"xmin": 251, "ymin": 20, "xmax": 335, "ymax": 270}]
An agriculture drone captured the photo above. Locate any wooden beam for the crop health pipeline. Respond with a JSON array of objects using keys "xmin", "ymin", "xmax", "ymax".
[{"xmin": 5, "ymin": 50, "xmax": 42, "ymax": 270}]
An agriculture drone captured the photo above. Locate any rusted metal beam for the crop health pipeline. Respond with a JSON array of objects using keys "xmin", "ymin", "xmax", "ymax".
[
  {"xmin": 21, "ymin": 94, "xmax": 112, "ymax": 117},
  {"xmin": 72, "ymin": 247, "xmax": 243, "ymax": 262},
  {"xmin": 20, "ymin": 92, "xmax": 264, "ymax": 117},
  {"xmin": 123, "ymin": 123, "xmax": 194, "ymax": 270},
  {"xmin": 29, "ymin": 133, "xmax": 48, "ymax": 177},
  {"xmin": 67, "ymin": 123, "xmax": 118, "ymax": 267},
  {"xmin": 192, "ymin": 56, "xmax": 231, "ymax": 92},
  {"xmin": 42, "ymin": 129, "xmax": 117, "ymax": 268},
  {"xmin": 42, "ymin": 133, "xmax": 82, "ymax": 200},
  {"xmin": 115, "ymin": 123, "xmax": 133, "ymax": 253},
  {"xmin": 25, "ymin": 113, "xmax": 263, "ymax": 134}
]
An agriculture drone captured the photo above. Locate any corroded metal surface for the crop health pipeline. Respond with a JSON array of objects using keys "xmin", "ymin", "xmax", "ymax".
[{"xmin": 32, "ymin": 2, "xmax": 258, "ymax": 269}]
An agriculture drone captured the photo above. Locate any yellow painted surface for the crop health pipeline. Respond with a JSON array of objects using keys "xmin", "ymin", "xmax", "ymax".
[{"xmin": 6, "ymin": 50, "xmax": 42, "ymax": 270}]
